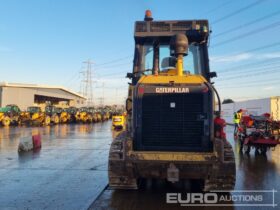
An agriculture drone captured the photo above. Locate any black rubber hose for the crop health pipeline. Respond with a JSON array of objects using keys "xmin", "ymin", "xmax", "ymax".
[
  {"xmin": 205, "ymin": 82, "xmax": 221, "ymax": 115},
  {"xmin": 212, "ymin": 84, "xmax": 221, "ymax": 115}
]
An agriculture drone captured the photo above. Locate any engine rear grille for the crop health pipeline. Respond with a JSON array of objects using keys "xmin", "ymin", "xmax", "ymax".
[{"xmin": 141, "ymin": 93, "xmax": 205, "ymax": 150}]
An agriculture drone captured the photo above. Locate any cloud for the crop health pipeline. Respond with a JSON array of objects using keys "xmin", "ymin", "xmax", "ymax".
[
  {"xmin": 210, "ymin": 52, "xmax": 280, "ymax": 64},
  {"xmin": 263, "ymin": 86, "xmax": 275, "ymax": 91},
  {"xmin": 259, "ymin": 52, "xmax": 280, "ymax": 59},
  {"xmin": 210, "ymin": 53, "xmax": 253, "ymax": 63}
]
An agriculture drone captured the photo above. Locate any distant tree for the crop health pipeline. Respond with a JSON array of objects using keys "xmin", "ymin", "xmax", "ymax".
[{"xmin": 222, "ymin": 99, "xmax": 234, "ymax": 104}]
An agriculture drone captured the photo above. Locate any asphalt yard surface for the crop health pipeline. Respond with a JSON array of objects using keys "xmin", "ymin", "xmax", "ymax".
[
  {"xmin": 90, "ymin": 126, "xmax": 280, "ymax": 210},
  {"xmin": 0, "ymin": 123, "xmax": 280, "ymax": 210},
  {"xmin": 0, "ymin": 122, "xmax": 113, "ymax": 210}
]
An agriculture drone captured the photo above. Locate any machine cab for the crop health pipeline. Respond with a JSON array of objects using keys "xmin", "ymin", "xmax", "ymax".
[
  {"xmin": 128, "ymin": 11, "xmax": 216, "ymax": 152},
  {"xmin": 129, "ymin": 12, "xmax": 213, "ymax": 84}
]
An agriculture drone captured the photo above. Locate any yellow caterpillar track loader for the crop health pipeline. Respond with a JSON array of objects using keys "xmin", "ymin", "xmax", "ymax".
[{"xmin": 108, "ymin": 11, "xmax": 236, "ymax": 191}]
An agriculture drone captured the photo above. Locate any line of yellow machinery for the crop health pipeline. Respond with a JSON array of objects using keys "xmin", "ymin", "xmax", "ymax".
[{"xmin": 0, "ymin": 104, "xmax": 114, "ymax": 126}]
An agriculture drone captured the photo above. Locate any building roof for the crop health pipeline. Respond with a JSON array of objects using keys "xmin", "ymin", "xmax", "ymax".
[{"xmin": 0, "ymin": 82, "xmax": 86, "ymax": 99}]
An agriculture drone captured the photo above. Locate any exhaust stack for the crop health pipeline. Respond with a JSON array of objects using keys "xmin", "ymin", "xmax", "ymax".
[{"xmin": 170, "ymin": 33, "xmax": 189, "ymax": 76}]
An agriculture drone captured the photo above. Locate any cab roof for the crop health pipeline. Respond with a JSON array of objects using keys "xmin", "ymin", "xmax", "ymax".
[{"xmin": 134, "ymin": 20, "xmax": 209, "ymax": 43}]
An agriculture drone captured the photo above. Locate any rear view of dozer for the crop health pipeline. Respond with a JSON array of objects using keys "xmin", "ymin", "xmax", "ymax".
[{"xmin": 109, "ymin": 11, "xmax": 236, "ymax": 191}]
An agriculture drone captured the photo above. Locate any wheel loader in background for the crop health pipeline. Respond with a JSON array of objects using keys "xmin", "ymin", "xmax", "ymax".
[
  {"xmin": 0, "ymin": 104, "xmax": 22, "ymax": 126},
  {"xmin": 87, "ymin": 107, "xmax": 99, "ymax": 123},
  {"xmin": 75, "ymin": 107, "xmax": 93, "ymax": 123},
  {"xmin": 108, "ymin": 11, "xmax": 236, "ymax": 191},
  {"xmin": 45, "ymin": 105, "xmax": 60, "ymax": 124},
  {"xmin": 21, "ymin": 106, "xmax": 51, "ymax": 126},
  {"xmin": 102, "ymin": 110, "xmax": 110, "ymax": 121},
  {"xmin": 66, "ymin": 106, "xmax": 78, "ymax": 123},
  {"xmin": 112, "ymin": 115, "xmax": 125, "ymax": 130},
  {"xmin": 56, "ymin": 107, "xmax": 70, "ymax": 123},
  {"xmin": 104, "ymin": 105, "xmax": 113, "ymax": 119},
  {"xmin": 93, "ymin": 109, "xmax": 102, "ymax": 122},
  {"xmin": 0, "ymin": 108, "xmax": 11, "ymax": 126}
]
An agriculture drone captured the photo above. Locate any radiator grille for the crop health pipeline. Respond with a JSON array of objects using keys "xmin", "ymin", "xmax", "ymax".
[{"xmin": 141, "ymin": 93, "xmax": 205, "ymax": 150}]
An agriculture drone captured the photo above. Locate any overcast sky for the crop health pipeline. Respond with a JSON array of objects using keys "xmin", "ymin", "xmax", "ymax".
[{"xmin": 1, "ymin": 0, "xmax": 280, "ymax": 105}]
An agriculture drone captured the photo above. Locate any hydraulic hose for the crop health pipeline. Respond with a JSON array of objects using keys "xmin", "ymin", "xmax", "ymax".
[
  {"xmin": 205, "ymin": 82, "xmax": 221, "ymax": 115},
  {"xmin": 212, "ymin": 84, "xmax": 221, "ymax": 115}
]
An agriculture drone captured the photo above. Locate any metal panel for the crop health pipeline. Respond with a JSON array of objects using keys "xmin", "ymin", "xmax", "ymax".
[
  {"xmin": 141, "ymin": 93, "xmax": 204, "ymax": 149},
  {"xmin": 133, "ymin": 83, "xmax": 213, "ymax": 152}
]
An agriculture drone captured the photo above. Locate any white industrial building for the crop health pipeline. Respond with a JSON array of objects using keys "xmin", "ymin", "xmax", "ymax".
[
  {"xmin": 222, "ymin": 96, "xmax": 280, "ymax": 124},
  {"xmin": 0, "ymin": 82, "xmax": 86, "ymax": 110}
]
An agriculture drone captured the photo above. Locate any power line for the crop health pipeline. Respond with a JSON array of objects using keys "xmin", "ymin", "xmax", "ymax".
[
  {"xmin": 213, "ymin": 9, "xmax": 280, "ymax": 38},
  {"xmin": 216, "ymin": 66, "xmax": 280, "ymax": 81},
  {"xmin": 242, "ymin": 41, "xmax": 280, "ymax": 54},
  {"xmin": 63, "ymin": 72, "xmax": 80, "ymax": 88},
  {"xmin": 97, "ymin": 58, "xmax": 280, "ymax": 79},
  {"xmin": 217, "ymin": 77, "xmax": 280, "ymax": 87},
  {"xmin": 218, "ymin": 60, "xmax": 280, "ymax": 75},
  {"xmin": 94, "ymin": 42, "xmax": 280, "ymax": 79},
  {"xmin": 215, "ymin": 57, "xmax": 280, "ymax": 73},
  {"xmin": 94, "ymin": 44, "xmax": 280, "ymax": 79},
  {"xmin": 95, "ymin": 61, "xmax": 131, "ymax": 71},
  {"xmin": 204, "ymin": 0, "xmax": 233, "ymax": 15},
  {"xmin": 97, "ymin": 70, "xmax": 129, "ymax": 77},
  {"xmin": 212, "ymin": 21, "xmax": 280, "ymax": 47},
  {"xmin": 94, "ymin": 55, "xmax": 132, "ymax": 67},
  {"xmin": 96, "ymin": 57, "xmax": 280, "ymax": 79},
  {"xmin": 217, "ymin": 80, "xmax": 280, "ymax": 89},
  {"xmin": 212, "ymin": 0, "xmax": 266, "ymax": 25},
  {"xmin": 210, "ymin": 41, "xmax": 280, "ymax": 61}
]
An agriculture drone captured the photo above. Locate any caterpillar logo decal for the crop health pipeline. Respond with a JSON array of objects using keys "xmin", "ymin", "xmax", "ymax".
[{"xmin": 155, "ymin": 87, "xmax": 190, "ymax": 93}]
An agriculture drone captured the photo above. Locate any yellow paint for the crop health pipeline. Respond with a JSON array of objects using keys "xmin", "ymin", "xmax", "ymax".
[
  {"xmin": 138, "ymin": 74, "xmax": 207, "ymax": 84},
  {"xmin": 32, "ymin": 113, "xmax": 39, "ymax": 120},
  {"xmin": 128, "ymin": 151, "xmax": 216, "ymax": 161},
  {"xmin": 97, "ymin": 113, "xmax": 102, "ymax": 122},
  {"xmin": 271, "ymin": 97, "xmax": 280, "ymax": 121},
  {"xmin": 0, "ymin": 113, "xmax": 4, "ymax": 120},
  {"xmin": 112, "ymin": 115, "xmax": 125, "ymax": 128},
  {"xmin": 176, "ymin": 55, "xmax": 183, "ymax": 76}
]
